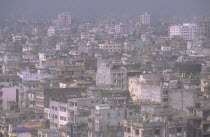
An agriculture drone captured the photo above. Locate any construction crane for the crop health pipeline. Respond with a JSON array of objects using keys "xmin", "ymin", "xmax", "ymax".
[{"xmin": 144, "ymin": 113, "xmax": 154, "ymax": 123}]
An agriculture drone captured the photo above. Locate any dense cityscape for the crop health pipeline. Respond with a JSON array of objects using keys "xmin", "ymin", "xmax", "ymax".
[{"xmin": 0, "ymin": 1, "xmax": 210, "ymax": 137}]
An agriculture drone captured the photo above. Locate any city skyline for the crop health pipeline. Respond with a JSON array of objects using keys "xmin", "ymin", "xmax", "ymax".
[
  {"xmin": 0, "ymin": 0, "xmax": 210, "ymax": 16},
  {"xmin": 0, "ymin": 1, "xmax": 210, "ymax": 137}
]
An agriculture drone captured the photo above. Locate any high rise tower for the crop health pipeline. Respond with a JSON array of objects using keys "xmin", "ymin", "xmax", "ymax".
[{"xmin": 58, "ymin": 12, "xmax": 71, "ymax": 27}]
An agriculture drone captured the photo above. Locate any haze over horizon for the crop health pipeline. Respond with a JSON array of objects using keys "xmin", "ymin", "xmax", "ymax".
[{"xmin": 0, "ymin": 0, "xmax": 210, "ymax": 17}]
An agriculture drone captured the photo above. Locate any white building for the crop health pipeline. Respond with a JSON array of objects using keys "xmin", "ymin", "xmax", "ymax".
[
  {"xmin": 169, "ymin": 25, "xmax": 182, "ymax": 38},
  {"xmin": 140, "ymin": 12, "xmax": 153, "ymax": 26},
  {"xmin": 1, "ymin": 87, "xmax": 18, "ymax": 110},
  {"xmin": 169, "ymin": 23, "xmax": 198, "ymax": 40},
  {"xmin": 38, "ymin": 52, "xmax": 54, "ymax": 68},
  {"xmin": 128, "ymin": 74, "xmax": 169, "ymax": 107},
  {"xmin": 181, "ymin": 23, "xmax": 198, "ymax": 40},
  {"xmin": 115, "ymin": 23, "xmax": 131, "ymax": 35},
  {"xmin": 161, "ymin": 46, "xmax": 171, "ymax": 52},
  {"xmin": 17, "ymin": 71, "xmax": 52, "ymax": 81},
  {"xmin": 50, "ymin": 100, "xmax": 68, "ymax": 129},
  {"xmin": 12, "ymin": 35, "xmax": 22, "ymax": 43},
  {"xmin": 81, "ymin": 32, "xmax": 91, "ymax": 40},
  {"xmin": 98, "ymin": 43, "xmax": 122, "ymax": 53}
]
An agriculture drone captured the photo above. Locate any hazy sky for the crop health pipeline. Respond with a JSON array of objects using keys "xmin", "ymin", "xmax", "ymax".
[{"xmin": 0, "ymin": 0, "xmax": 210, "ymax": 16}]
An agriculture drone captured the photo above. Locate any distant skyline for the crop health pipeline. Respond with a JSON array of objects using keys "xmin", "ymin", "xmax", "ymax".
[{"xmin": 0, "ymin": 0, "xmax": 210, "ymax": 16}]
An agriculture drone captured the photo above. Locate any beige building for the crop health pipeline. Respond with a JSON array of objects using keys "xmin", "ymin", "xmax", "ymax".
[
  {"xmin": 124, "ymin": 120, "xmax": 163, "ymax": 137},
  {"xmin": 124, "ymin": 104, "xmax": 187, "ymax": 137},
  {"xmin": 98, "ymin": 43, "xmax": 122, "ymax": 53},
  {"xmin": 128, "ymin": 74, "xmax": 163, "ymax": 103}
]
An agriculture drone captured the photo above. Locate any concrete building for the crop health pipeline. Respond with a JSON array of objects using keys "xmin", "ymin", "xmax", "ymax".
[
  {"xmin": 47, "ymin": 27, "xmax": 56, "ymax": 37},
  {"xmin": 88, "ymin": 104, "xmax": 138, "ymax": 137},
  {"xmin": 38, "ymin": 129, "xmax": 61, "ymax": 137},
  {"xmin": 0, "ymin": 75, "xmax": 21, "ymax": 84},
  {"xmin": 1, "ymin": 87, "xmax": 19, "ymax": 111},
  {"xmin": 124, "ymin": 120, "xmax": 164, "ymax": 137},
  {"xmin": 169, "ymin": 23, "xmax": 198, "ymax": 40},
  {"xmin": 169, "ymin": 25, "xmax": 182, "ymax": 38},
  {"xmin": 81, "ymin": 32, "xmax": 91, "ymax": 40},
  {"xmin": 58, "ymin": 12, "xmax": 71, "ymax": 27},
  {"xmin": 49, "ymin": 100, "xmax": 68, "ymax": 129},
  {"xmin": 35, "ymin": 87, "xmax": 83, "ymax": 110},
  {"xmin": 181, "ymin": 23, "xmax": 198, "ymax": 40},
  {"xmin": 115, "ymin": 23, "xmax": 131, "ymax": 35},
  {"xmin": 98, "ymin": 43, "xmax": 122, "ymax": 53},
  {"xmin": 128, "ymin": 74, "xmax": 169, "ymax": 108},
  {"xmin": 17, "ymin": 71, "xmax": 52, "ymax": 82},
  {"xmin": 124, "ymin": 104, "xmax": 187, "ymax": 137},
  {"xmin": 0, "ymin": 109, "xmax": 45, "ymax": 137},
  {"xmin": 96, "ymin": 59, "xmax": 128, "ymax": 91},
  {"xmin": 200, "ymin": 72, "xmax": 210, "ymax": 92},
  {"xmin": 170, "ymin": 89, "xmax": 199, "ymax": 112},
  {"xmin": 140, "ymin": 12, "xmax": 154, "ymax": 26},
  {"xmin": 38, "ymin": 51, "xmax": 55, "ymax": 68},
  {"xmin": 67, "ymin": 97, "xmax": 101, "ymax": 136},
  {"xmin": 187, "ymin": 100, "xmax": 210, "ymax": 137},
  {"xmin": 198, "ymin": 21, "xmax": 210, "ymax": 39}
]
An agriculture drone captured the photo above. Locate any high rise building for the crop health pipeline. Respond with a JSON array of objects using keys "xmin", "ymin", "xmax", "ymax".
[
  {"xmin": 169, "ymin": 25, "xmax": 182, "ymax": 38},
  {"xmin": 96, "ymin": 58, "xmax": 128, "ymax": 91},
  {"xmin": 140, "ymin": 12, "xmax": 154, "ymax": 26},
  {"xmin": 181, "ymin": 23, "xmax": 198, "ymax": 40},
  {"xmin": 58, "ymin": 12, "xmax": 71, "ymax": 27},
  {"xmin": 169, "ymin": 23, "xmax": 198, "ymax": 40},
  {"xmin": 115, "ymin": 23, "xmax": 131, "ymax": 35}
]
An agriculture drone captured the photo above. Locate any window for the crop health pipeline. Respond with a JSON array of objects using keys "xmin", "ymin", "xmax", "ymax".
[
  {"xmin": 60, "ymin": 107, "xmax": 66, "ymax": 112},
  {"xmin": 177, "ymin": 127, "xmax": 182, "ymax": 133},
  {"xmin": 155, "ymin": 129, "xmax": 160, "ymax": 135},
  {"xmin": 54, "ymin": 115, "xmax": 58, "ymax": 119},
  {"xmin": 127, "ymin": 128, "xmax": 131, "ymax": 133},
  {"xmin": 169, "ymin": 128, "xmax": 176, "ymax": 134},
  {"xmin": 129, "ymin": 112, "xmax": 132, "ymax": 115},
  {"xmin": 163, "ymin": 90, "xmax": 168, "ymax": 95},
  {"xmin": 107, "ymin": 113, "xmax": 110, "ymax": 118},
  {"xmin": 39, "ymin": 115, "xmax": 43, "ymax": 119},
  {"xmin": 55, "ymin": 107, "xmax": 57, "ymax": 111},
  {"xmin": 55, "ymin": 124, "xmax": 58, "ymax": 127},
  {"xmin": 51, "ymin": 106, "xmax": 54, "ymax": 110},
  {"xmin": 60, "ymin": 116, "xmax": 67, "ymax": 121},
  {"xmin": 135, "ymin": 129, "xmax": 139, "ymax": 135},
  {"xmin": 163, "ymin": 98, "xmax": 168, "ymax": 102},
  {"xmin": 142, "ymin": 130, "xmax": 154, "ymax": 136},
  {"xmin": 124, "ymin": 127, "xmax": 127, "ymax": 132}
]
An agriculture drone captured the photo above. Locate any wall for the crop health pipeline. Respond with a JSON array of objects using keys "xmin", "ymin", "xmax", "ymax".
[{"xmin": 2, "ymin": 87, "xmax": 17, "ymax": 110}]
